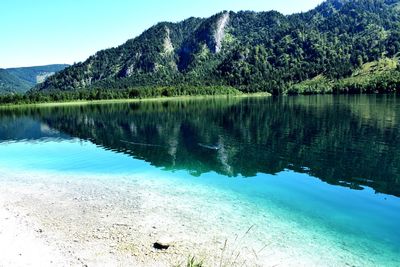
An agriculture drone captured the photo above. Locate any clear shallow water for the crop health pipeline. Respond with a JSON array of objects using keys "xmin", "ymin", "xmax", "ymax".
[{"xmin": 0, "ymin": 95, "xmax": 400, "ymax": 265}]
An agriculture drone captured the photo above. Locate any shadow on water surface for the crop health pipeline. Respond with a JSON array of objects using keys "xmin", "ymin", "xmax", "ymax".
[{"xmin": 0, "ymin": 95, "xmax": 399, "ymax": 197}]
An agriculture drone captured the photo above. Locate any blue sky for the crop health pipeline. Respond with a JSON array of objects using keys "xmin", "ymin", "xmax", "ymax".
[{"xmin": 0, "ymin": 0, "xmax": 323, "ymax": 68}]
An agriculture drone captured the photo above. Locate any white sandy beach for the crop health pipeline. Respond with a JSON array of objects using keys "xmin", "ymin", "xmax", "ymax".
[
  {"xmin": 0, "ymin": 205, "xmax": 74, "ymax": 266},
  {"xmin": 0, "ymin": 169, "xmax": 271, "ymax": 267},
  {"xmin": 0, "ymin": 168, "xmax": 391, "ymax": 267}
]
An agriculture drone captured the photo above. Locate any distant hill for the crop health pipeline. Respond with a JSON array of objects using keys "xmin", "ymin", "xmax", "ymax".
[
  {"xmin": 0, "ymin": 69, "xmax": 31, "ymax": 94},
  {"xmin": 0, "ymin": 64, "xmax": 69, "ymax": 94},
  {"xmin": 35, "ymin": 0, "xmax": 400, "ymax": 95},
  {"xmin": 7, "ymin": 64, "xmax": 69, "ymax": 86}
]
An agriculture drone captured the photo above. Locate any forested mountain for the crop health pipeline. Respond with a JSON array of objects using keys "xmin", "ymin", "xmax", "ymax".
[
  {"xmin": 0, "ymin": 64, "xmax": 69, "ymax": 94},
  {"xmin": 36, "ymin": 0, "xmax": 400, "ymax": 94}
]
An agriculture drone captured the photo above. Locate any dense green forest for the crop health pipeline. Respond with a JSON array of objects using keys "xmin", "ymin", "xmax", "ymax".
[{"xmin": 30, "ymin": 0, "xmax": 400, "ymax": 96}]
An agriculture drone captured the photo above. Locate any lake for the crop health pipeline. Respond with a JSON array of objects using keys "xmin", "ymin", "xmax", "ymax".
[{"xmin": 0, "ymin": 95, "xmax": 399, "ymax": 266}]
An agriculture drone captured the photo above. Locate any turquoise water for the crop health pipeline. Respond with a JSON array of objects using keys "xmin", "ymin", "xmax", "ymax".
[{"xmin": 0, "ymin": 95, "xmax": 400, "ymax": 265}]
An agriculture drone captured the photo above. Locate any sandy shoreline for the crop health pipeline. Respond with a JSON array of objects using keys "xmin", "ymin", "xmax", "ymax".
[
  {"xmin": 0, "ymin": 203, "xmax": 75, "ymax": 266},
  {"xmin": 0, "ymin": 170, "xmax": 271, "ymax": 267},
  {"xmin": 0, "ymin": 168, "xmax": 394, "ymax": 266}
]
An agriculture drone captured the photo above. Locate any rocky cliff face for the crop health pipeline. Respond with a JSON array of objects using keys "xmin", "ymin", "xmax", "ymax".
[
  {"xmin": 36, "ymin": 72, "xmax": 56, "ymax": 84},
  {"xmin": 214, "ymin": 13, "xmax": 229, "ymax": 53}
]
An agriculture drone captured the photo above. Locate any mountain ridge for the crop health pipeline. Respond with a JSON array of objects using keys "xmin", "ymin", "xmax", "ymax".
[{"xmin": 36, "ymin": 0, "xmax": 400, "ymax": 94}]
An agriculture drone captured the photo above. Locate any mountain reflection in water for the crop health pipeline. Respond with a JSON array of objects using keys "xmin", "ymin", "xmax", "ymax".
[{"xmin": 0, "ymin": 95, "xmax": 399, "ymax": 197}]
